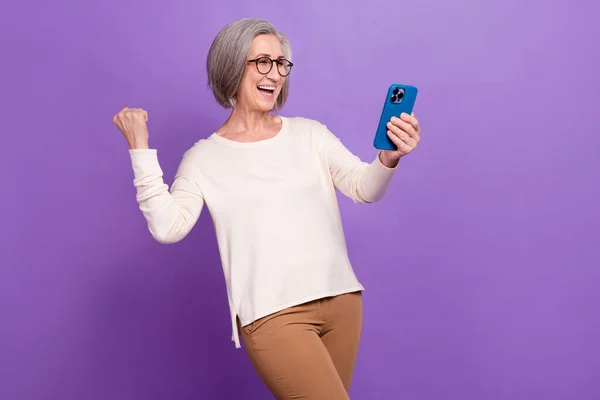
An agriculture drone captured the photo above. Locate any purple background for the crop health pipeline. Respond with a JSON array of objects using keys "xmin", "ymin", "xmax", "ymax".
[{"xmin": 1, "ymin": 0, "xmax": 599, "ymax": 399}]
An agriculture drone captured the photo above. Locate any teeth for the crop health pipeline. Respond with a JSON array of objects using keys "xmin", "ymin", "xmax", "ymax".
[{"xmin": 258, "ymin": 85, "xmax": 275, "ymax": 91}]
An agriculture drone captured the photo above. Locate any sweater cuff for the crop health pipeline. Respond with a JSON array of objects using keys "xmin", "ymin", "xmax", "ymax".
[{"xmin": 129, "ymin": 149, "xmax": 163, "ymax": 179}]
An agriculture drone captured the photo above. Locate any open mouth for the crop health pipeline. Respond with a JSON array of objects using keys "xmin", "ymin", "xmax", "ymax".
[{"xmin": 257, "ymin": 85, "xmax": 276, "ymax": 96}]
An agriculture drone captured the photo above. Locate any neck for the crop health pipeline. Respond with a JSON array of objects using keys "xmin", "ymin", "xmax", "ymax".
[{"xmin": 226, "ymin": 105, "xmax": 275, "ymax": 133}]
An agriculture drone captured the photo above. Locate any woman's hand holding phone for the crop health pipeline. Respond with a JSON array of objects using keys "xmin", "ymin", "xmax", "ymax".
[{"xmin": 379, "ymin": 112, "xmax": 421, "ymax": 167}]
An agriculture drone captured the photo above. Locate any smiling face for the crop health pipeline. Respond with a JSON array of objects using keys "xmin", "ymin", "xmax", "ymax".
[{"xmin": 236, "ymin": 34, "xmax": 287, "ymax": 113}]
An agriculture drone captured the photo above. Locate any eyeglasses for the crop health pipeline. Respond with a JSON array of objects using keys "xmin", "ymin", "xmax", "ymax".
[{"xmin": 247, "ymin": 57, "xmax": 293, "ymax": 77}]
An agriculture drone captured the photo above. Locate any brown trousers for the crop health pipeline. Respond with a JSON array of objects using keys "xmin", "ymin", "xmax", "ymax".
[{"xmin": 238, "ymin": 291, "xmax": 363, "ymax": 399}]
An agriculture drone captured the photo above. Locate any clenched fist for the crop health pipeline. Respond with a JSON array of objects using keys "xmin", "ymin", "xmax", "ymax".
[{"xmin": 113, "ymin": 107, "xmax": 150, "ymax": 149}]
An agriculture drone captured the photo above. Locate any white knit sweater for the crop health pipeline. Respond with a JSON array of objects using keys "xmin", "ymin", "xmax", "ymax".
[{"xmin": 128, "ymin": 116, "xmax": 398, "ymax": 348}]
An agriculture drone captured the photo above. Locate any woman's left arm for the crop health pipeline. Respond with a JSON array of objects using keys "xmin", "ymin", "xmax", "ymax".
[{"xmin": 323, "ymin": 112, "xmax": 421, "ymax": 204}]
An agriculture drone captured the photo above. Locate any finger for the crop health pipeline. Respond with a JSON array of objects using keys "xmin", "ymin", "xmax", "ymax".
[
  {"xmin": 396, "ymin": 125, "xmax": 418, "ymax": 148},
  {"xmin": 402, "ymin": 117, "xmax": 420, "ymax": 138},
  {"xmin": 387, "ymin": 128, "xmax": 415, "ymax": 149},
  {"xmin": 114, "ymin": 108, "xmax": 126, "ymax": 120},
  {"xmin": 131, "ymin": 108, "xmax": 147, "ymax": 121},
  {"xmin": 388, "ymin": 118, "xmax": 417, "ymax": 140},
  {"xmin": 387, "ymin": 130, "xmax": 412, "ymax": 153},
  {"xmin": 402, "ymin": 112, "xmax": 420, "ymax": 133},
  {"xmin": 387, "ymin": 125, "xmax": 410, "ymax": 145},
  {"xmin": 389, "ymin": 122, "xmax": 416, "ymax": 146},
  {"xmin": 390, "ymin": 116, "xmax": 415, "ymax": 133}
]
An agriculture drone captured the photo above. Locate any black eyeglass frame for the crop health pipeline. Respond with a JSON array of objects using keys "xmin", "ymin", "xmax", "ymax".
[{"xmin": 246, "ymin": 57, "xmax": 294, "ymax": 77}]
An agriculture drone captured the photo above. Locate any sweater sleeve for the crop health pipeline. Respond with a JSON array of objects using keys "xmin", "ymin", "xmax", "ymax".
[
  {"xmin": 321, "ymin": 124, "xmax": 398, "ymax": 204},
  {"xmin": 129, "ymin": 148, "xmax": 205, "ymax": 244}
]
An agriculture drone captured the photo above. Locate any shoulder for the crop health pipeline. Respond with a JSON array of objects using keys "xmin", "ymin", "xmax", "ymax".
[
  {"xmin": 173, "ymin": 137, "xmax": 220, "ymax": 175},
  {"xmin": 282, "ymin": 116, "xmax": 330, "ymax": 139},
  {"xmin": 281, "ymin": 116, "xmax": 342, "ymax": 156},
  {"xmin": 182, "ymin": 137, "xmax": 212, "ymax": 158},
  {"xmin": 284, "ymin": 116, "xmax": 325, "ymax": 131},
  {"xmin": 283, "ymin": 115, "xmax": 342, "ymax": 144}
]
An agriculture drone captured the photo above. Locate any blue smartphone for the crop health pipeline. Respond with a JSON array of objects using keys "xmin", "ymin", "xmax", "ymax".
[{"xmin": 373, "ymin": 84, "xmax": 419, "ymax": 150}]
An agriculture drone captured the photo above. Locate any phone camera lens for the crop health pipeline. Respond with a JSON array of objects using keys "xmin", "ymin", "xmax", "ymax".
[
  {"xmin": 393, "ymin": 88, "xmax": 399, "ymax": 95},
  {"xmin": 391, "ymin": 96, "xmax": 397, "ymax": 102},
  {"xmin": 398, "ymin": 91, "xmax": 404, "ymax": 99}
]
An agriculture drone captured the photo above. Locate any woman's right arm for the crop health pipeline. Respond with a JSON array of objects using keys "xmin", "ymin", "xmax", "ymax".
[
  {"xmin": 129, "ymin": 148, "xmax": 204, "ymax": 244},
  {"xmin": 114, "ymin": 107, "xmax": 204, "ymax": 244}
]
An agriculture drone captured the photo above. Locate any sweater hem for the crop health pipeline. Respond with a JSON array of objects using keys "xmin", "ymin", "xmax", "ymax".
[{"xmin": 231, "ymin": 285, "xmax": 366, "ymax": 348}]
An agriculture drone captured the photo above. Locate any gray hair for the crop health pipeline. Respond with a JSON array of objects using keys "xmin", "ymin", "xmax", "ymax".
[{"xmin": 206, "ymin": 18, "xmax": 292, "ymax": 109}]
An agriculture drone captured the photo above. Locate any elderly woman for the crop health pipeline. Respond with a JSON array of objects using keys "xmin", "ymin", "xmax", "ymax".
[{"xmin": 113, "ymin": 17, "xmax": 420, "ymax": 400}]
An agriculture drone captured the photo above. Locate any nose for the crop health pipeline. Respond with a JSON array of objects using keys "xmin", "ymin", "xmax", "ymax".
[{"xmin": 266, "ymin": 61, "xmax": 280, "ymax": 81}]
